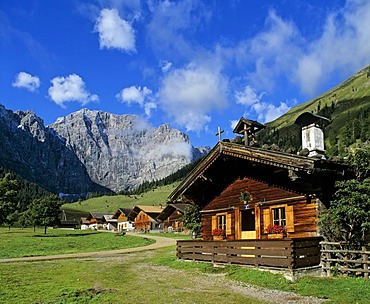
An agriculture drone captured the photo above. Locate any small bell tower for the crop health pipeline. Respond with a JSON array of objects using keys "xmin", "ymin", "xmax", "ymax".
[
  {"xmin": 233, "ymin": 117, "xmax": 265, "ymax": 146},
  {"xmin": 294, "ymin": 112, "xmax": 329, "ymax": 159}
]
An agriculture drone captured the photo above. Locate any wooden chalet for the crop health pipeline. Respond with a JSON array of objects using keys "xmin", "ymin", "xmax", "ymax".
[
  {"xmin": 128, "ymin": 205, "xmax": 163, "ymax": 232},
  {"xmin": 169, "ymin": 117, "xmax": 351, "ymax": 273},
  {"xmin": 112, "ymin": 208, "xmax": 134, "ymax": 232},
  {"xmin": 157, "ymin": 204, "xmax": 189, "ymax": 232}
]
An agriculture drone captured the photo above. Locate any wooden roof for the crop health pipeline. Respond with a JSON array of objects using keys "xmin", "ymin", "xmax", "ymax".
[
  {"xmin": 168, "ymin": 141, "xmax": 350, "ymax": 207},
  {"xmin": 157, "ymin": 203, "xmax": 189, "ymax": 222},
  {"xmin": 232, "ymin": 117, "xmax": 265, "ymax": 134},
  {"xmin": 112, "ymin": 208, "xmax": 133, "ymax": 219},
  {"xmin": 294, "ymin": 112, "xmax": 330, "ymax": 127},
  {"xmin": 128, "ymin": 205, "xmax": 164, "ymax": 221}
]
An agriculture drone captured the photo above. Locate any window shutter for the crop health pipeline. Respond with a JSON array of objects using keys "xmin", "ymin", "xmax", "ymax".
[
  {"xmin": 226, "ymin": 213, "xmax": 232, "ymax": 235},
  {"xmin": 286, "ymin": 205, "xmax": 294, "ymax": 232},
  {"xmin": 212, "ymin": 215, "xmax": 217, "ymax": 232},
  {"xmin": 262, "ymin": 208, "xmax": 270, "ymax": 232}
]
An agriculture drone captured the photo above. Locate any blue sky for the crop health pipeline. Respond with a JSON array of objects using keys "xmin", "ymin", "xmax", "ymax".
[{"xmin": 1, "ymin": 0, "xmax": 370, "ymax": 147}]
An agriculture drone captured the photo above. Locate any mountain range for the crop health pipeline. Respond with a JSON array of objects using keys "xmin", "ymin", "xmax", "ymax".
[{"xmin": 0, "ymin": 105, "xmax": 209, "ymax": 195}]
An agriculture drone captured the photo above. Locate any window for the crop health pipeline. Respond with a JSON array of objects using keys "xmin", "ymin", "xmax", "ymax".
[
  {"xmin": 273, "ymin": 207, "xmax": 286, "ymax": 226},
  {"xmin": 217, "ymin": 214, "xmax": 226, "ymax": 230}
]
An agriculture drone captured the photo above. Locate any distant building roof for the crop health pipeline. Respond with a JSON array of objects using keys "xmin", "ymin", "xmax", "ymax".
[{"xmin": 157, "ymin": 204, "xmax": 190, "ymax": 222}]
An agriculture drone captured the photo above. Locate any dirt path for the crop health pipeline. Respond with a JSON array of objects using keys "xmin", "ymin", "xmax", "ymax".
[
  {"xmin": 0, "ymin": 232, "xmax": 176, "ymax": 263},
  {"xmin": 0, "ymin": 233, "xmax": 328, "ymax": 303}
]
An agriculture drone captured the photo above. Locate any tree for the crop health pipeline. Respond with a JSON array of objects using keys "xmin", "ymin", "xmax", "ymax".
[
  {"xmin": 0, "ymin": 173, "xmax": 18, "ymax": 226},
  {"xmin": 319, "ymin": 179, "xmax": 370, "ymax": 246},
  {"xmin": 24, "ymin": 195, "xmax": 62, "ymax": 234},
  {"xmin": 320, "ymin": 145, "xmax": 370, "ymax": 246},
  {"xmin": 182, "ymin": 205, "xmax": 201, "ymax": 238}
]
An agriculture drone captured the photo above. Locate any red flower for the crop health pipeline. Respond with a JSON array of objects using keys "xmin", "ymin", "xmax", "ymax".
[
  {"xmin": 266, "ymin": 224, "xmax": 286, "ymax": 234},
  {"xmin": 212, "ymin": 228, "xmax": 225, "ymax": 236}
]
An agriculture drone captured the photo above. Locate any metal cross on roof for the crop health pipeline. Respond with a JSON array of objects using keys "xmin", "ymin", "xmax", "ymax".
[{"xmin": 215, "ymin": 126, "xmax": 224, "ymax": 142}]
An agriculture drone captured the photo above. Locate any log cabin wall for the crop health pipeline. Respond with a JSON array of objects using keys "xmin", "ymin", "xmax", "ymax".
[
  {"xmin": 117, "ymin": 214, "xmax": 129, "ymax": 223},
  {"xmin": 134, "ymin": 210, "xmax": 152, "ymax": 231},
  {"xmin": 201, "ymin": 177, "xmax": 321, "ymax": 240}
]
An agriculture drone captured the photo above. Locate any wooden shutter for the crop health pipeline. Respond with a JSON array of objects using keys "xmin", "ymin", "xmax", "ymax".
[
  {"xmin": 212, "ymin": 215, "xmax": 217, "ymax": 232},
  {"xmin": 285, "ymin": 205, "xmax": 294, "ymax": 232},
  {"xmin": 226, "ymin": 213, "xmax": 232, "ymax": 235},
  {"xmin": 262, "ymin": 208, "xmax": 270, "ymax": 232}
]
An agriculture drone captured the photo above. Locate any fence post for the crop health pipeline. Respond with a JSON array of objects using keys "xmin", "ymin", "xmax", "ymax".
[
  {"xmin": 363, "ymin": 246, "xmax": 369, "ymax": 280},
  {"xmin": 325, "ymin": 243, "xmax": 331, "ymax": 277}
]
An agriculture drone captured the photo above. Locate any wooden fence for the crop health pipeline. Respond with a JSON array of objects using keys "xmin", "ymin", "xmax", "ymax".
[
  {"xmin": 177, "ymin": 237, "xmax": 322, "ymax": 270},
  {"xmin": 321, "ymin": 242, "xmax": 370, "ymax": 279}
]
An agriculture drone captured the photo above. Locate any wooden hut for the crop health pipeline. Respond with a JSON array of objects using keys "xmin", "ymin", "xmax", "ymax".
[
  {"xmin": 128, "ymin": 205, "xmax": 163, "ymax": 232},
  {"xmin": 157, "ymin": 204, "xmax": 189, "ymax": 232},
  {"xmin": 168, "ymin": 117, "xmax": 351, "ymax": 241}
]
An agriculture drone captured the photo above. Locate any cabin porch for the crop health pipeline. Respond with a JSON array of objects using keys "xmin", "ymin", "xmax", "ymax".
[{"xmin": 177, "ymin": 237, "xmax": 322, "ymax": 272}]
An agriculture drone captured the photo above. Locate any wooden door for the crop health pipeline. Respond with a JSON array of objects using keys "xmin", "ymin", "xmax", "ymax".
[{"xmin": 240, "ymin": 209, "xmax": 256, "ymax": 239}]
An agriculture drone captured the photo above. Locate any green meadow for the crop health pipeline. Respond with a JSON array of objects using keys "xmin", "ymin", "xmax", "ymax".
[{"xmin": 61, "ymin": 182, "xmax": 180, "ymax": 220}]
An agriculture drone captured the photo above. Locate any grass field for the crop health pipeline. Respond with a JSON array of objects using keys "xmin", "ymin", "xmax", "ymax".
[
  {"xmin": 62, "ymin": 182, "xmax": 180, "ymax": 220},
  {"xmin": 1, "ymin": 244, "xmax": 369, "ymax": 303},
  {"xmin": 0, "ymin": 228, "xmax": 154, "ymax": 258}
]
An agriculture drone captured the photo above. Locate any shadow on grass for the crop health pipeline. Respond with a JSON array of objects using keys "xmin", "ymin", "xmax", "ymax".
[{"xmin": 32, "ymin": 233, "xmax": 98, "ymax": 238}]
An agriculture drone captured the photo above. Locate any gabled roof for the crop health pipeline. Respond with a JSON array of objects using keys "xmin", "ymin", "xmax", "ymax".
[
  {"xmin": 232, "ymin": 117, "xmax": 265, "ymax": 134},
  {"xmin": 157, "ymin": 204, "xmax": 189, "ymax": 222},
  {"xmin": 86, "ymin": 212, "xmax": 106, "ymax": 221},
  {"xmin": 128, "ymin": 205, "xmax": 163, "ymax": 221},
  {"xmin": 112, "ymin": 208, "xmax": 133, "ymax": 219},
  {"xmin": 168, "ymin": 141, "xmax": 349, "ymax": 206}
]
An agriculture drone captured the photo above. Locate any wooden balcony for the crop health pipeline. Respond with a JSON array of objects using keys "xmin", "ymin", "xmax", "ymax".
[{"xmin": 177, "ymin": 237, "xmax": 322, "ymax": 270}]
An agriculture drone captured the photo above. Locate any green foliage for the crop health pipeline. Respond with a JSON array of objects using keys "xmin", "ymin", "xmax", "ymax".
[
  {"xmin": 320, "ymin": 146, "xmax": 370, "ymax": 246},
  {"xmin": 182, "ymin": 204, "xmax": 201, "ymax": 234},
  {"xmin": 320, "ymin": 179, "xmax": 370, "ymax": 246},
  {"xmin": 0, "ymin": 166, "xmax": 52, "ymax": 211},
  {"xmin": 22, "ymin": 195, "xmax": 62, "ymax": 234},
  {"xmin": 0, "ymin": 173, "xmax": 18, "ymax": 226}
]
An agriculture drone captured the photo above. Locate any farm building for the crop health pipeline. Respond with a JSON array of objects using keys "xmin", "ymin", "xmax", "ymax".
[
  {"xmin": 128, "ymin": 205, "xmax": 163, "ymax": 232},
  {"xmin": 112, "ymin": 208, "xmax": 134, "ymax": 232},
  {"xmin": 157, "ymin": 204, "xmax": 189, "ymax": 232},
  {"xmin": 169, "ymin": 116, "xmax": 352, "ymax": 273}
]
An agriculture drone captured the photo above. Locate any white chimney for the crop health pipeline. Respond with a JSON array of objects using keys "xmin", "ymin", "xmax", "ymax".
[
  {"xmin": 302, "ymin": 123, "xmax": 325, "ymax": 158},
  {"xmin": 295, "ymin": 112, "xmax": 329, "ymax": 159}
]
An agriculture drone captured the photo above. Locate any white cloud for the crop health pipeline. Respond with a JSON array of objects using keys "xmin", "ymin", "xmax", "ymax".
[
  {"xmin": 12, "ymin": 72, "xmax": 40, "ymax": 92},
  {"xmin": 252, "ymin": 101, "xmax": 290, "ymax": 123},
  {"xmin": 235, "ymin": 85, "xmax": 266, "ymax": 106},
  {"xmin": 233, "ymin": 84, "xmax": 290, "ymax": 123},
  {"xmin": 159, "ymin": 64, "xmax": 228, "ymax": 132},
  {"xmin": 160, "ymin": 60, "xmax": 173, "ymax": 73},
  {"xmin": 293, "ymin": 0, "xmax": 370, "ymax": 95},
  {"xmin": 116, "ymin": 85, "xmax": 152, "ymax": 106},
  {"xmin": 116, "ymin": 85, "xmax": 156, "ymax": 117},
  {"xmin": 237, "ymin": 2, "xmax": 370, "ymax": 97},
  {"xmin": 48, "ymin": 74, "xmax": 99, "ymax": 108},
  {"xmin": 94, "ymin": 8, "xmax": 136, "ymax": 52}
]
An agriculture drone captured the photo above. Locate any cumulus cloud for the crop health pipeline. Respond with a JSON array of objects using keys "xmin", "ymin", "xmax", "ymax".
[
  {"xmin": 160, "ymin": 60, "xmax": 173, "ymax": 73},
  {"xmin": 239, "ymin": 1, "xmax": 370, "ymax": 97},
  {"xmin": 94, "ymin": 8, "xmax": 136, "ymax": 52},
  {"xmin": 144, "ymin": 142, "xmax": 193, "ymax": 161},
  {"xmin": 235, "ymin": 85, "xmax": 266, "ymax": 106},
  {"xmin": 293, "ymin": 0, "xmax": 370, "ymax": 95},
  {"xmin": 159, "ymin": 64, "xmax": 228, "ymax": 132},
  {"xmin": 252, "ymin": 101, "xmax": 290, "ymax": 123},
  {"xmin": 12, "ymin": 72, "xmax": 40, "ymax": 92},
  {"xmin": 116, "ymin": 85, "xmax": 156, "ymax": 117},
  {"xmin": 48, "ymin": 74, "xmax": 99, "ymax": 108},
  {"xmin": 234, "ymin": 84, "xmax": 290, "ymax": 123}
]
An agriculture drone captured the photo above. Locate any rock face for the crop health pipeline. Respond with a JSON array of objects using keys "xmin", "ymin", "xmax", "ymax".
[
  {"xmin": 50, "ymin": 109, "xmax": 209, "ymax": 192},
  {"xmin": 0, "ymin": 104, "xmax": 209, "ymax": 194},
  {"xmin": 0, "ymin": 104, "xmax": 106, "ymax": 194}
]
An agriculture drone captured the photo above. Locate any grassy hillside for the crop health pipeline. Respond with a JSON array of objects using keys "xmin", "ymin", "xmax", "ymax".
[
  {"xmin": 62, "ymin": 182, "xmax": 180, "ymax": 220},
  {"xmin": 257, "ymin": 65, "xmax": 370, "ymax": 156}
]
